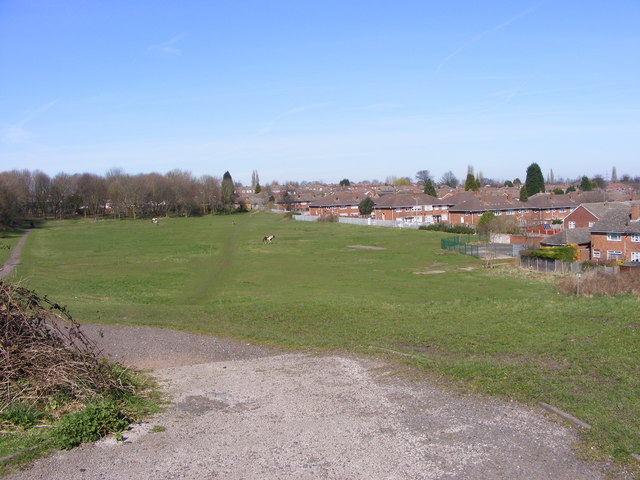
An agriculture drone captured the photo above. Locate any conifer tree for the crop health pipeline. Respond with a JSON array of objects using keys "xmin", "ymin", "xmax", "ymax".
[
  {"xmin": 525, "ymin": 163, "xmax": 545, "ymax": 196},
  {"xmin": 423, "ymin": 179, "xmax": 437, "ymax": 196}
]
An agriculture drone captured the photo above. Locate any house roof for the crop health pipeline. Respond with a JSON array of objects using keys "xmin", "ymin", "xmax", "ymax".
[
  {"xmin": 448, "ymin": 194, "xmax": 522, "ymax": 213},
  {"xmin": 578, "ymin": 202, "xmax": 630, "ymax": 219},
  {"xmin": 590, "ymin": 204, "xmax": 640, "ymax": 234},
  {"xmin": 540, "ymin": 228, "xmax": 592, "ymax": 246},
  {"xmin": 524, "ymin": 193, "xmax": 578, "ymax": 209},
  {"xmin": 373, "ymin": 193, "xmax": 439, "ymax": 208},
  {"xmin": 308, "ymin": 191, "xmax": 368, "ymax": 207}
]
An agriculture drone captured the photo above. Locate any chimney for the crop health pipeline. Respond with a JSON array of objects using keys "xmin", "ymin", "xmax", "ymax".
[
  {"xmin": 632, "ymin": 204, "xmax": 640, "ymax": 221},
  {"xmin": 632, "ymin": 190, "xmax": 638, "ymax": 201},
  {"xmin": 569, "ymin": 191, "xmax": 576, "ymax": 201},
  {"xmin": 482, "ymin": 195, "xmax": 489, "ymax": 204},
  {"xmin": 550, "ymin": 191, "xmax": 555, "ymax": 200},
  {"xmin": 507, "ymin": 192, "xmax": 513, "ymax": 202}
]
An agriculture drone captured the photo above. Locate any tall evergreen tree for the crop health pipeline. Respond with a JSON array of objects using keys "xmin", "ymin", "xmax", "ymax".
[
  {"xmin": 221, "ymin": 171, "xmax": 235, "ymax": 207},
  {"xmin": 525, "ymin": 163, "xmax": 545, "ymax": 196},
  {"xmin": 519, "ymin": 185, "xmax": 529, "ymax": 202},
  {"xmin": 423, "ymin": 179, "xmax": 437, "ymax": 196},
  {"xmin": 579, "ymin": 176, "xmax": 593, "ymax": 191},
  {"xmin": 464, "ymin": 173, "xmax": 479, "ymax": 191}
]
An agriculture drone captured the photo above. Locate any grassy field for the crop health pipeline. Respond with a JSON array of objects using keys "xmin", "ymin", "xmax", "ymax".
[{"xmin": 11, "ymin": 213, "xmax": 640, "ymax": 467}]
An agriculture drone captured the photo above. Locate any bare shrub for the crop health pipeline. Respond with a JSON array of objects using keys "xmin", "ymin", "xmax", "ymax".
[
  {"xmin": 556, "ymin": 270, "xmax": 640, "ymax": 297},
  {"xmin": 0, "ymin": 283, "xmax": 133, "ymax": 414},
  {"xmin": 317, "ymin": 214, "xmax": 338, "ymax": 223}
]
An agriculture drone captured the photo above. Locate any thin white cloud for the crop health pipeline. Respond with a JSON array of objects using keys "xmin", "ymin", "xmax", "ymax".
[
  {"xmin": 359, "ymin": 103, "xmax": 404, "ymax": 111},
  {"xmin": 436, "ymin": 1, "xmax": 546, "ymax": 73},
  {"xmin": 3, "ymin": 126, "xmax": 32, "ymax": 145},
  {"xmin": 148, "ymin": 34, "xmax": 185, "ymax": 56},
  {"xmin": 2, "ymin": 98, "xmax": 61, "ymax": 145},
  {"xmin": 257, "ymin": 102, "xmax": 331, "ymax": 135}
]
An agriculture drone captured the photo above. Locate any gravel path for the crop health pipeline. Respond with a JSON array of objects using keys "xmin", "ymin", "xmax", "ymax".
[
  {"xmin": 6, "ymin": 324, "xmax": 628, "ymax": 480},
  {"xmin": 0, "ymin": 230, "xmax": 29, "ymax": 280}
]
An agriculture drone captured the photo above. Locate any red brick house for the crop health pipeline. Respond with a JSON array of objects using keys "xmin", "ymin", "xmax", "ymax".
[
  {"xmin": 371, "ymin": 194, "xmax": 441, "ymax": 223},
  {"xmin": 561, "ymin": 202, "xmax": 628, "ymax": 230},
  {"xmin": 447, "ymin": 191, "xmax": 577, "ymax": 228},
  {"xmin": 308, "ymin": 191, "xmax": 370, "ymax": 217},
  {"xmin": 590, "ymin": 202, "xmax": 640, "ymax": 262}
]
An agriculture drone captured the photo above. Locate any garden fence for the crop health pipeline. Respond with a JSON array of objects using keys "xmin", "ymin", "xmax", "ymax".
[
  {"xmin": 440, "ymin": 235, "xmax": 523, "ymax": 259},
  {"xmin": 519, "ymin": 256, "xmax": 583, "ymax": 274}
]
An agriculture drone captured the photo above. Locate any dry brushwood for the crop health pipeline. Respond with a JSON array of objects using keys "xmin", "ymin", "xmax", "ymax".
[{"xmin": 0, "ymin": 282, "xmax": 133, "ymax": 413}]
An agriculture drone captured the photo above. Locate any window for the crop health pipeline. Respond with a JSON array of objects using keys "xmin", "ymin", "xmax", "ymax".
[
  {"xmin": 506, "ymin": 210, "xmax": 515, "ymax": 216},
  {"xmin": 425, "ymin": 205, "xmax": 433, "ymax": 211},
  {"xmin": 607, "ymin": 250, "xmax": 622, "ymax": 260},
  {"xmin": 412, "ymin": 206, "xmax": 422, "ymax": 212},
  {"xmin": 493, "ymin": 210, "xmax": 502, "ymax": 216},
  {"xmin": 632, "ymin": 234, "xmax": 640, "ymax": 243},
  {"xmin": 607, "ymin": 233, "xmax": 622, "ymax": 241},
  {"xmin": 442, "ymin": 214, "xmax": 448, "ymax": 221},
  {"xmin": 568, "ymin": 221, "xmax": 576, "ymax": 229},
  {"xmin": 588, "ymin": 222, "xmax": 595, "ymax": 228},
  {"xmin": 632, "ymin": 251, "xmax": 640, "ymax": 262},
  {"xmin": 592, "ymin": 250, "xmax": 601, "ymax": 259},
  {"xmin": 395, "ymin": 208, "xmax": 402, "ymax": 213}
]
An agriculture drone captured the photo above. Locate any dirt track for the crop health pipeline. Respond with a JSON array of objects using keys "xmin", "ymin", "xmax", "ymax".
[{"xmin": 6, "ymin": 324, "xmax": 629, "ymax": 480}]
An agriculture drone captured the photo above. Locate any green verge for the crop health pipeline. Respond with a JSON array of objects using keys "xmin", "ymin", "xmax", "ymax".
[
  {"xmin": 0, "ymin": 367, "xmax": 161, "ymax": 476},
  {"xmin": 11, "ymin": 213, "xmax": 640, "ymax": 469}
]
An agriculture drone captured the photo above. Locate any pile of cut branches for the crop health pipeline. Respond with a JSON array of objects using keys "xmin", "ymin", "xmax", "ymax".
[{"xmin": 0, "ymin": 282, "xmax": 133, "ymax": 414}]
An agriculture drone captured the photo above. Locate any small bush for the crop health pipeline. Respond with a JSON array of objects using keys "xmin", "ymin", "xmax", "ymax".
[
  {"xmin": 556, "ymin": 270, "xmax": 640, "ymax": 297},
  {"xmin": 528, "ymin": 245, "xmax": 577, "ymax": 262},
  {"xmin": 419, "ymin": 224, "xmax": 475, "ymax": 234},
  {"xmin": 317, "ymin": 214, "xmax": 338, "ymax": 223},
  {"xmin": 0, "ymin": 402, "xmax": 47, "ymax": 428},
  {"xmin": 283, "ymin": 211, "xmax": 301, "ymax": 219},
  {"xmin": 52, "ymin": 399, "xmax": 132, "ymax": 449}
]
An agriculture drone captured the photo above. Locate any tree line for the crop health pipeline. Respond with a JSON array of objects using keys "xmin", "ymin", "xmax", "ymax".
[{"xmin": 0, "ymin": 168, "xmax": 242, "ymax": 227}]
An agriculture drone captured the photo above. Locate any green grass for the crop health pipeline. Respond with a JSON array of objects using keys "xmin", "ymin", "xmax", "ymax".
[
  {"xmin": 11, "ymin": 213, "xmax": 640, "ymax": 468},
  {"xmin": 0, "ymin": 229, "xmax": 25, "ymax": 266}
]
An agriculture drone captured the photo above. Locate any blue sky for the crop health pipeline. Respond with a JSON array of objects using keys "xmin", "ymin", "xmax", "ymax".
[{"xmin": 1, "ymin": 1, "xmax": 639, "ymax": 185}]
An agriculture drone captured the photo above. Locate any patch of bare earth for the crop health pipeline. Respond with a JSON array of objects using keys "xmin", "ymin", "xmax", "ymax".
[{"xmin": 348, "ymin": 245, "xmax": 387, "ymax": 250}]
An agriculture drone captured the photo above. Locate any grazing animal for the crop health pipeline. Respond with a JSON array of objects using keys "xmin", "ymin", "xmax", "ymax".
[
  {"xmin": 263, "ymin": 235, "xmax": 275, "ymax": 244},
  {"xmin": 152, "ymin": 218, "xmax": 159, "ymax": 224}
]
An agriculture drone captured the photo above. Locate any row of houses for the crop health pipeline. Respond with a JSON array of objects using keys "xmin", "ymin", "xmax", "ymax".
[
  {"xmin": 272, "ymin": 188, "xmax": 640, "ymax": 264},
  {"xmin": 304, "ymin": 190, "xmax": 580, "ymax": 228}
]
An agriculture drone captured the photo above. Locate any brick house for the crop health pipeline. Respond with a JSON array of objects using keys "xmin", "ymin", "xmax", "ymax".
[
  {"xmin": 561, "ymin": 202, "xmax": 629, "ymax": 230},
  {"xmin": 448, "ymin": 193, "xmax": 522, "ymax": 226},
  {"xmin": 371, "ymin": 194, "xmax": 442, "ymax": 223},
  {"xmin": 521, "ymin": 192, "xmax": 578, "ymax": 225},
  {"xmin": 590, "ymin": 202, "xmax": 640, "ymax": 262},
  {"xmin": 308, "ymin": 191, "xmax": 369, "ymax": 217},
  {"xmin": 446, "ymin": 191, "xmax": 576, "ymax": 228}
]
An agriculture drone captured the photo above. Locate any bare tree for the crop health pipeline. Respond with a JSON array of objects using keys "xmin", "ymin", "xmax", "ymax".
[{"xmin": 439, "ymin": 171, "xmax": 459, "ymax": 187}]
